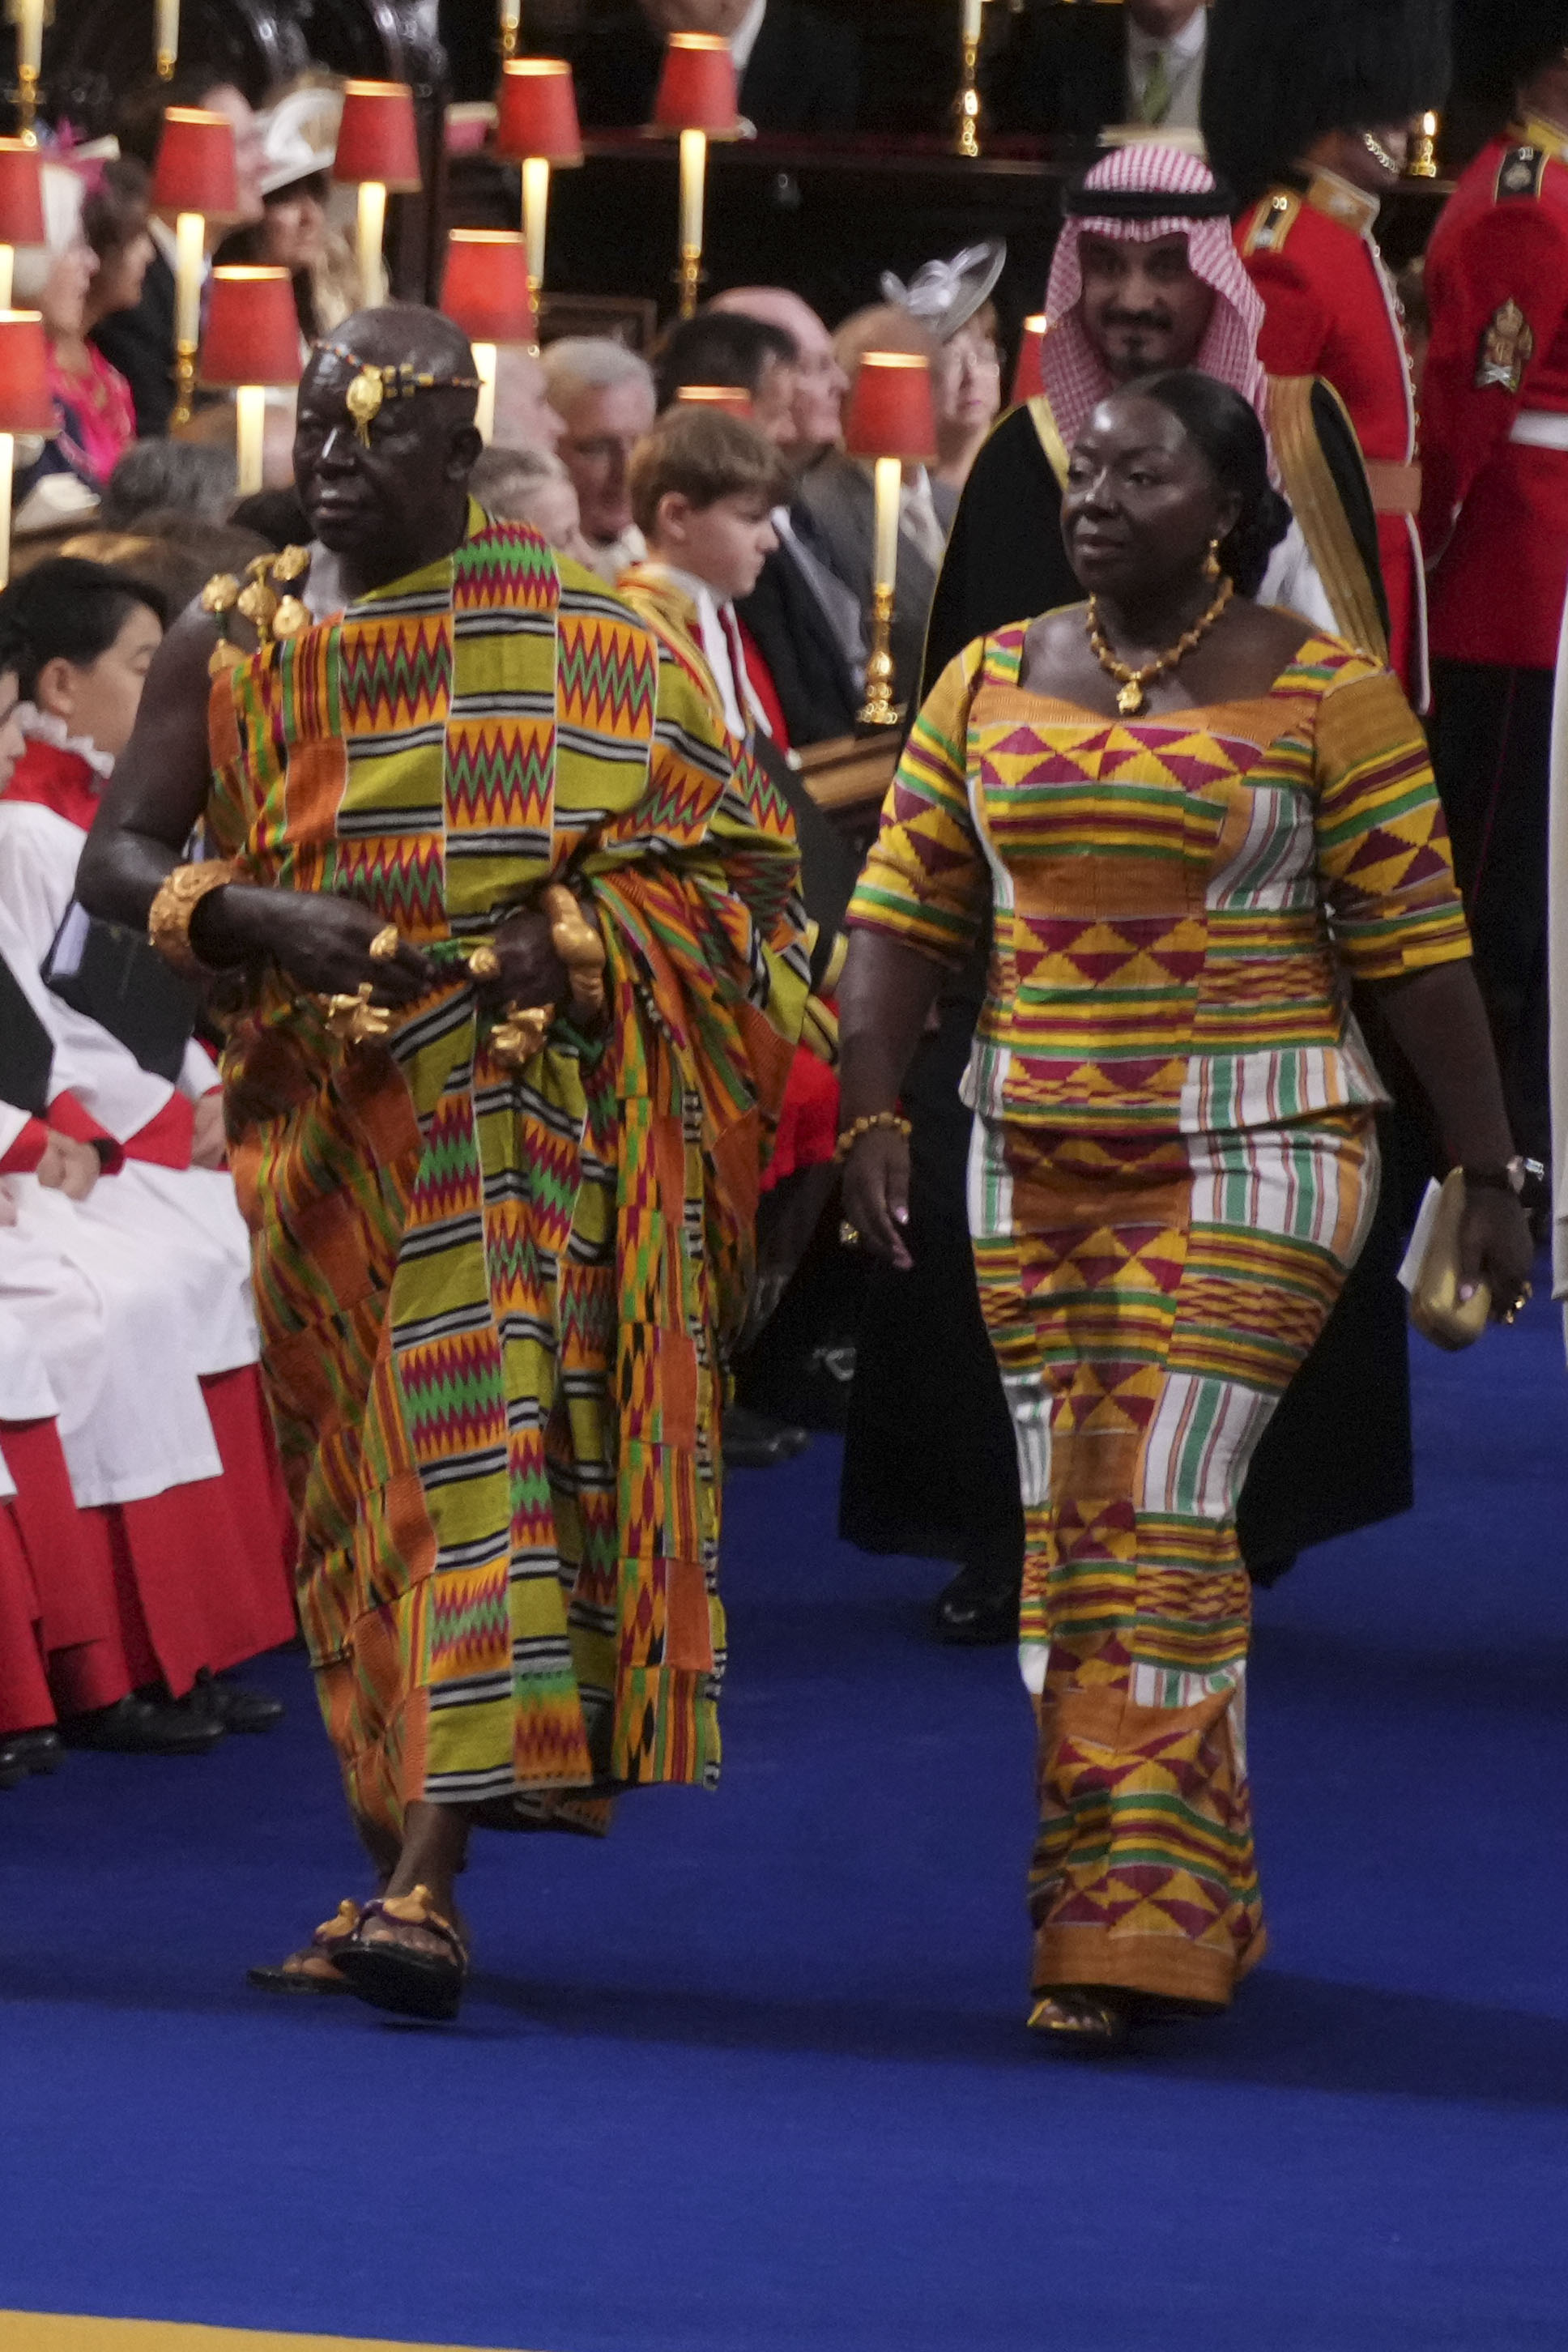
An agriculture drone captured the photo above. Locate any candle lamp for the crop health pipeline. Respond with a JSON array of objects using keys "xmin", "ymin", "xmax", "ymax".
[
  {"xmin": 1011, "ymin": 313, "xmax": 1046, "ymax": 405},
  {"xmin": 0, "ymin": 138, "xmax": 44, "ymax": 309},
  {"xmin": 333, "ymin": 80, "xmax": 421, "ymax": 310},
  {"xmin": 675, "ymin": 384, "xmax": 752, "ymax": 416},
  {"xmin": 652, "ymin": 33, "xmax": 739, "ymax": 320},
  {"xmin": 499, "ymin": 0, "xmax": 521, "ymax": 60},
  {"xmin": 0, "ymin": 307, "xmax": 52, "ymax": 582},
  {"xmin": 495, "ymin": 59, "xmax": 582, "ymax": 346},
  {"xmin": 441, "ymin": 228, "xmax": 535, "ymax": 442},
  {"xmin": 199, "ymin": 265, "xmax": 300, "ymax": 495},
  {"xmin": 156, "ymin": 0, "xmax": 178, "ymax": 80},
  {"xmin": 151, "ymin": 106, "xmax": 240, "ymax": 426},
  {"xmin": 954, "ymin": 0, "xmax": 986, "ymax": 160},
  {"xmin": 9, "ymin": 0, "xmax": 47, "ymax": 149},
  {"xmin": 843, "ymin": 352, "xmax": 937, "ymax": 728},
  {"xmin": 1406, "ymin": 111, "xmax": 1439, "ymax": 181}
]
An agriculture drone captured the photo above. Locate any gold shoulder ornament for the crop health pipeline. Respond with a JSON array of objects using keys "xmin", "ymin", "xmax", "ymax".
[
  {"xmin": 1242, "ymin": 188, "xmax": 1302, "ymax": 257},
  {"xmin": 1477, "ymin": 299, "xmax": 1535, "ymax": 394},
  {"xmin": 1496, "ymin": 145, "xmax": 1549, "ymax": 204}
]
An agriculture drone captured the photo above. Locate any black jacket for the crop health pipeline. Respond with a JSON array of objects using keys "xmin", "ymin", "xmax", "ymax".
[
  {"xmin": 92, "ymin": 250, "xmax": 177, "ymax": 440},
  {"xmin": 570, "ymin": 1, "xmax": 861, "ymax": 135},
  {"xmin": 738, "ymin": 530, "xmax": 861, "ymax": 749},
  {"xmin": 987, "ymin": 1, "xmax": 1127, "ymax": 142}
]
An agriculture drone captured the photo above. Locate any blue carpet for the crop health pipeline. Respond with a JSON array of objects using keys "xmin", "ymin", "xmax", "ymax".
[{"xmin": 3, "ymin": 1288, "xmax": 1568, "ymax": 2351}]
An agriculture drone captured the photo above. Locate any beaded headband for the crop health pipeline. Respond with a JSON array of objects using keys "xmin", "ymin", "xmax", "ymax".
[{"xmin": 315, "ymin": 341, "xmax": 483, "ymax": 445}]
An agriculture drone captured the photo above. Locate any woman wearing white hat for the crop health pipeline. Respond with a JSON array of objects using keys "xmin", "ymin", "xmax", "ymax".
[{"xmin": 216, "ymin": 83, "xmax": 360, "ymax": 350}]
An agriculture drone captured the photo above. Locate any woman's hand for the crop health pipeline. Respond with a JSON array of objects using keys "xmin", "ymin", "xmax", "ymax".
[
  {"xmin": 841, "ymin": 1127, "xmax": 913, "ymax": 1271},
  {"xmin": 1457, "ymin": 1187, "xmax": 1536, "ymax": 1322},
  {"xmin": 196, "ymin": 886, "xmax": 435, "ymax": 1004}
]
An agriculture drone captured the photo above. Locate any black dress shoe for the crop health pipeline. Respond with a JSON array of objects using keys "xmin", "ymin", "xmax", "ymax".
[
  {"xmin": 932, "ymin": 1560, "xmax": 1022, "ymax": 1647},
  {"xmin": 722, "ymin": 1404, "xmax": 811, "ymax": 1471},
  {"xmin": 60, "ymin": 1694, "xmax": 226, "ymax": 1756},
  {"xmin": 189, "ymin": 1670, "xmax": 286, "ymax": 1734},
  {"xmin": 0, "ymin": 1728, "xmax": 61, "ymax": 1786}
]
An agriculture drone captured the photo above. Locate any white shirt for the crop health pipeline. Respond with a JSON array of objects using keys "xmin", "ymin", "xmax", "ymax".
[
  {"xmin": 1125, "ymin": 6, "xmax": 1208, "ymax": 133},
  {"xmin": 730, "ymin": 0, "xmax": 769, "ymax": 80},
  {"xmin": 641, "ymin": 563, "xmax": 772, "ymax": 743}
]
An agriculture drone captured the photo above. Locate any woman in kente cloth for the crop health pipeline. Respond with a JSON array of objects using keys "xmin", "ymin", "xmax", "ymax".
[
  {"xmin": 837, "ymin": 372, "xmax": 1531, "ymax": 2043},
  {"xmin": 841, "ymin": 143, "xmax": 1412, "ymax": 1641}
]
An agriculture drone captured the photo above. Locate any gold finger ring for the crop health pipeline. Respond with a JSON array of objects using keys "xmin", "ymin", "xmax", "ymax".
[
  {"xmin": 369, "ymin": 923, "xmax": 401, "ymax": 963},
  {"xmin": 467, "ymin": 944, "xmax": 501, "ymax": 983},
  {"xmin": 838, "ymin": 1220, "xmax": 862, "ymax": 1250}
]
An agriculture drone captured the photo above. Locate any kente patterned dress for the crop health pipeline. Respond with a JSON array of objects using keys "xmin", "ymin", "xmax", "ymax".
[
  {"xmin": 848, "ymin": 623, "xmax": 1470, "ymax": 2005},
  {"xmin": 205, "ymin": 508, "xmax": 807, "ymax": 1840}
]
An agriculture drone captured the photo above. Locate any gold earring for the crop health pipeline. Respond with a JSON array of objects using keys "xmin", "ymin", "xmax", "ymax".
[{"xmin": 1204, "ymin": 537, "xmax": 1223, "ymax": 582}]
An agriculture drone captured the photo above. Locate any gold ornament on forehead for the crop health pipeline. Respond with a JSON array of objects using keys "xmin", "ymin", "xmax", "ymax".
[{"xmin": 345, "ymin": 362, "xmax": 386, "ymax": 446}]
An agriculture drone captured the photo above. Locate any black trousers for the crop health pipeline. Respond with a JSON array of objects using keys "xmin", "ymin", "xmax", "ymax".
[{"xmin": 1430, "ymin": 658, "xmax": 1553, "ymax": 1165}]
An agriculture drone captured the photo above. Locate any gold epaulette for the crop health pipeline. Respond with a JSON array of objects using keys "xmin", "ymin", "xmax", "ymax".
[
  {"xmin": 1242, "ymin": 189, "xmax": 1302, "ymax": 257},
  {"xmin": 1497, "ymin": 146, "xmax": 1549, "ymax": 203}
]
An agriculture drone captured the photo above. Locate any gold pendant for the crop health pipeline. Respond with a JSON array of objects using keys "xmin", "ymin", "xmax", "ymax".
[
  {"xmin": 272, "ymin": 595, "xmax": 309, "ymax": 641},
  {"xmin": 1116, "ymin": 681, "xmax": 1147, "ymax": 717}
]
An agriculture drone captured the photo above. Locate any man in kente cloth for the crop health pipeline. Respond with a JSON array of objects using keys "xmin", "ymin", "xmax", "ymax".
[
  {"xmin": 842, "ymin": 141, "xmax": 1411, "ymax": 1644},
  {"xmin": 79, "ymin": 308, "xmax": 807, "ymax": 2022}
]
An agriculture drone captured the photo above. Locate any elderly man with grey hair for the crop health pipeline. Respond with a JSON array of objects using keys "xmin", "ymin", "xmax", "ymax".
[{"xmin": 541, "ymin": 338, "xmax": 657, "ymax": 582}]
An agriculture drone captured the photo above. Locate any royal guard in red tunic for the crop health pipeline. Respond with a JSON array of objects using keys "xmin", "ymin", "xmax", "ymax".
[
  {"xmin": 1419, "ymin": 7, "xmax": 1568, "ymax": 1165},
  {"xmin": 1204, "ymin": 0, "xmax": 1449, "ymax": 709}
]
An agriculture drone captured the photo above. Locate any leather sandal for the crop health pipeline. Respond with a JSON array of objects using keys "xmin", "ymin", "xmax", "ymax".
[
  {"xmin": 330, "ymin": 1884, "xmax": 468, "ymax": 2022},
  {"xmin": 1027, "ymin": 1990, "xmax": 1129, "ymax": 2052},
  {"xmin": 247, "ymin": 1899, "xmax": 362, "ymax": 1996}
]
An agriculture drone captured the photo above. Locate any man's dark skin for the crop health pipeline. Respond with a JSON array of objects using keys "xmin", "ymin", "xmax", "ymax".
[
  {"xmin": 78, "ymin": 306, "xmax": 595, "ymax": 1959},
  {"xmin": 1076, "ymin": 231, "xmax": 1216, "ymax": 381}
]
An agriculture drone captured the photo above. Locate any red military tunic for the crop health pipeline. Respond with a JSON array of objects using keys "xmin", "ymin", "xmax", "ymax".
[
  {"xmin": 1421, "ymin": 117, "xmax": 1568, "ymax": 673},
  {"xmin": 1238, "ymin": 169, "xmax": 1425, "ymax": 704}
]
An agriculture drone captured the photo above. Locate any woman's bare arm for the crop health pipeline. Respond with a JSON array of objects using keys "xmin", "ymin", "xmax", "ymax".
[{"xmin": 836, "ymin": 927, "xmax": 948, "ymax": 1268}]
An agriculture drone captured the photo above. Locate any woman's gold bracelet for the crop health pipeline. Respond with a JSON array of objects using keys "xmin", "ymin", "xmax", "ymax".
[
  {"xmin": 834, "ymin": 1110, "xmax": 911, "ymax": 1163},
  {"xmin": 147, "ymin": 859, "xmax": 237, "ymax": 976}
]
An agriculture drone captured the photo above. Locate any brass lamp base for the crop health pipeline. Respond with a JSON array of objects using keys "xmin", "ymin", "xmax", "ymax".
[
  {"xmin": 953, "ymin": 32, "xmax": 982, "ymax": 160},
  {"xmin": 1405, "ymin": 113, "xmax": 1438, "ymax": 179},
  {"xmin": 172, "ymin": 339, "xmax": 198, "ymax": 429},
  {"xmin": 858, "ymin": 584, "xmax": 900, "ymax": 729},
  {"xmin": 677, "ymin": 243, "xmax": 704, "ymax": 322},
  {"xmin": 15, "ymin": 60, "xmax": 37, "ymax": 147}
]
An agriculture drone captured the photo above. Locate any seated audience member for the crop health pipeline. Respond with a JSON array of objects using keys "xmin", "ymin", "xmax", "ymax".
[
  {"xmin": 991, "ymin": 0, "xmax": 1209, "ymax": 140},
  {"xmin": 11, "ymin": 162, "xmax": 133, "ymax": 518},
  {"xmin": 96, "ymin": 67, "xmax": 266, "ymax": 437},
  {"xmin": 216, "ymin": 83, "xmax": 359, "ymax": 346},
  {"xmin": 569, "ymin": 0, "xmax": 861, "ymax": 136},
  {"xmin": 653, "ymin": 309, "xmax": 799, "ymax": 444},
  {"xmin": 470, "ymin": 445, "xmax": 595, "ymax": 568},
  {"xmin": 492, "ymin": 345, "xmax": 565, "ymax": 455},
  {"xmin": 542, "ymin": 337, "xmax": 658, "ymax": 582},
  {"xmin": 883, "ymin": 240, "xmax": 1005, "ymax": 496},
  {"xmin": 83, "ymin": 157, "xmax": 155, "ymax": 347},
  {"xmin": 99, "ymin": 441, "xmax": 237, "ymax": 530},
  {"xmin": 708, "ymin": 288, "xmax": 865, "ymax": 744},
  {"xmin": 797, "ymin": 303, "xmax": 948, "ymax": 711}
]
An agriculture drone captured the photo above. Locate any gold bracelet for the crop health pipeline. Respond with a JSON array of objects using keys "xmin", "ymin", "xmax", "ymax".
[
  {"xmin": 541, "ymin": 882, "xmax": 607, "ymax": 1021},
  {"xmin": 833, "ymin": 1110, "xmax": 911, "ymax": 1163},
  {"xmin": 147, "ymin": 859, "xmax": 237, "ymax": 977}
]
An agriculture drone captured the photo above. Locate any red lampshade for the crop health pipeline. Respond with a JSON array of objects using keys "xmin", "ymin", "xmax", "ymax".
[
  {"xmin": 675, "ymin": 384, "xmax": 753, "ymax": 418},
  {"xmin": 653, "ymin": 34, "xmax": 739, "ymax": 134},
  {"xmin": 334, "ymin": 80, "xmax": 422, "ymax": 192},
  {"xmin": 496, "ymin": 59, "xmax": 583, "ymax": 164},
  {"xmin": 199, "ymin": 266, "xmax": 302, "ymax": 388},
  {"xmin": 0, "ymin": 142, "xmax": 45, "ymax": 247},
  {"xmin": 843, "ymin": 352, "xmax": 937, "ymax": 462},
  {"xmin": 151, "ymin": 108, "xmax": 241, "ymax": 222},
  {"xmin": 441, "ymin": 230, "xmax": 535, "ymax": 347},
  {"xmin": 1011, "ymin": 313, "xmax": 1046, "ymax": 405},
  {"xmin": 0, "ymin": 310, "xmax": 55, "ymax": 433}
]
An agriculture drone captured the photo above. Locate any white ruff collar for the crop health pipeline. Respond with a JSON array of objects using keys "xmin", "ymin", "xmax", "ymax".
[{"xmin": 17, "ymin": 702, "xmax": 116, "ymax": 781}]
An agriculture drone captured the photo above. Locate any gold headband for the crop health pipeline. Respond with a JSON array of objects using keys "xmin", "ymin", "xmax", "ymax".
[{"xmin": 317, "ymin": 343, "xmax": 483, "ymax": 446}]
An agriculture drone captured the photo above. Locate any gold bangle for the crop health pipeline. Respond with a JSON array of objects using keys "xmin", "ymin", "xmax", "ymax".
[
  {"xmin": 833, "ymin": 1110, "xmax": 911, "ymax": 1163},
  {"xmin": 541, "ymin": 882, "xmax": 607, "ymax": 1021},
  {"xmin": 147, "ymin": 859, "xmax": 237, "ymax": 977}
]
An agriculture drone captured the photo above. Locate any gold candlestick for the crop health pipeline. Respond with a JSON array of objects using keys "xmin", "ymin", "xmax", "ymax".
[
  {"xmin": 1406, "ymin": 111, "xmax": 1439, "ymax": 181},
  {"xmin": 500, "ymin": 0, "xmax": 521, "ymax": 59},
  {"xmin": 9, "ymin": 0, "xmax": 45, "ymax": 148},
  {"xmin": 953, "ymin": 32, "xmax": 982, "ymax": 159},
  {"xmin": 859, "ymin": 582, "xmax": 897, "ymax": 728},
  {"xmin": 676, "ymin": 126, "xmax": 706, "ymax": 320}
]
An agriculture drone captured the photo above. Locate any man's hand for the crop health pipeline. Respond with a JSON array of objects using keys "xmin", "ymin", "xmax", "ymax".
[
  {"xmin": 190, "ymin": 1093, "xmax": 228, "ymax": 1170},
  {"xmin": 199, "ymin": 886, "xmax": 436, "ymax": 1004},
  {"xmin": 36, "ymin": 1133, "xmax": 102, "ymax": 1200},
  {"xmin": 478, "ymin": 908, "xmax": 572, "ymax": 1013}
]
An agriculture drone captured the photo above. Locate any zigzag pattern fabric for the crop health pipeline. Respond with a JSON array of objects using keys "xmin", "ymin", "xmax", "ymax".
[
  {"xmin": 208, "ymin": 507, "xmax": 806, "ymax": 1839},
  {"xmin": 849, "ymin": 623, "xmax": 1471, "ymax": 2004}
]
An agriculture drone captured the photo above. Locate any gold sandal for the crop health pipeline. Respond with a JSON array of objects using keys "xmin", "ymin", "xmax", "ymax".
[
  {"xmin": 247, "ymin": 1898, "xmax": 362, "ymax": 1996},
  {"xmin": 1027, "ymin": 1990, "xmax": 1128, "ymax": 2050}
]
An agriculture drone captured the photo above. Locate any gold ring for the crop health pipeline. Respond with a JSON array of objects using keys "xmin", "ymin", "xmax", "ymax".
[
  {"xmin": 467, "ymin": 944, "xmax": 501, "ymax": 983},
  {"xmin": 838, "ymin": 1220, "xmax": 861, "ymax": 1250},
  {"xmin": 368, "ymin": 923, "xmax": 400, "ymax": 963}
]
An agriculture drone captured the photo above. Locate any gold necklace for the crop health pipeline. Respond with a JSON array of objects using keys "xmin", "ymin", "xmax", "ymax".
[{"xmin": 1087, "ymin": 576, "xmax": 1234, "ymax": 716}]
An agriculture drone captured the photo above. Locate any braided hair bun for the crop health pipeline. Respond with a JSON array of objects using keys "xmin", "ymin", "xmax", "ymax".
[{"xmin": 1127, "ymin": 370, "xmax": 1293, "ymax": 598}]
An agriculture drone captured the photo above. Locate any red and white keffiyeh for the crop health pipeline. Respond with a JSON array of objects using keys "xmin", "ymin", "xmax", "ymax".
[{"xmin": 1041, "ymin": 143, "xmax": 1269, "ymax": 452}]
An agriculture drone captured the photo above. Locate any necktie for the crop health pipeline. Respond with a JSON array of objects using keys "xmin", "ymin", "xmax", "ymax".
[{"xmin": 1140, "ymin": 47, "xmax": 1171, "ymax": 126}]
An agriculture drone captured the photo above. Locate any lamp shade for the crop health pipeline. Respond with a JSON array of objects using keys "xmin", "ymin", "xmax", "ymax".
[
  {"xmin": 496, "ymin": 60, "xmax": 583, "ymax": 163},
  {"xmin": 200, "ymin": 266, "xmax": 302, "ymax": 388},
  {"xmin": 0, "ymin": 310, "xmax": 54, "ymax": 432},
  {"xmin": 1011, "ymin": 313, "xmax": 1046, "ymax": 405},
  {"xmin": 843, "ymin": 352, "xmax": 937, "ymax": 462},
  {"xmin": 334, "ymin": 80, "xmax": 422, "ymax": 191},
  {"xmin": 675, "ymin": 384, "xmax": 753, "ymax": 418},
  {"xmin": 0, "ymin": 142, "xmax": 45, "ymax": 247},
  {"xmin": 653, "ymin": 34, "xmax": 739, "ymax": 134},
  {"xmin": 441, "ymin": 229, "xmax": 535, "ymax": 347},
  {"xmin": 151, "ymin": 108, "xmax": 240, "ymax": 221}
]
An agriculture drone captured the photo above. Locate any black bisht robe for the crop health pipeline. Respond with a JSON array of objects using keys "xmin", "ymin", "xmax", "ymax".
[{"xmin": 841, "ymin": 392, "xmax": 1418, "ymax": 1578}]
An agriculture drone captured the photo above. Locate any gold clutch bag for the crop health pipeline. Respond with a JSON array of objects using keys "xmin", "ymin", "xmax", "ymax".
[{"xmin": 1407, "ymin": 1169, "xmax": 1490, "ymax": 1352}]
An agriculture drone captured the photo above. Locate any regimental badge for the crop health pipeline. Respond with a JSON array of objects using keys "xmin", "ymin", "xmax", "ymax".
[
  {"xmin": 1497, "ymin": 145, "xmax": 1549, "ymax": 202},
  {"xmin": 1242, "ymin": 188, "xmax": 1300, "ymax": 256},
  {"xmin": 1477, "ymin": 299, "xmax": 1535, "ymax": 394}
]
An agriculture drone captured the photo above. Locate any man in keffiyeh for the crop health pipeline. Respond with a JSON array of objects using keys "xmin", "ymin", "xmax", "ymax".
[
  {"xmin": 842, "ymin": 141, "xmax": 1417, "ymax": 1647},
  {"xmin": 79, "ymin": 307, "xmax": 808, "ymax": 2022}
]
